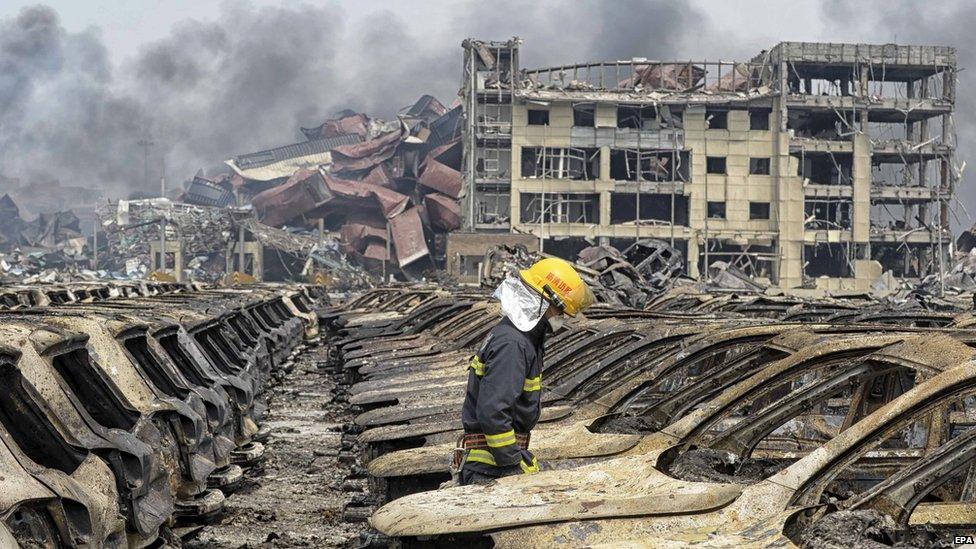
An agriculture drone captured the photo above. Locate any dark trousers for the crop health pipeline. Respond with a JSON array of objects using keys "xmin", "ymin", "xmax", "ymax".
[{"xmin": 459, "ymin": 463, "xmax": 521, "ymax": 486}]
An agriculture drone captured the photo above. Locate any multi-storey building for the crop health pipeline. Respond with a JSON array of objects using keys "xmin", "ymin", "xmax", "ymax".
[{"xmin": 459, "ymin": 39, "xmax": 957, "ymax": 290}]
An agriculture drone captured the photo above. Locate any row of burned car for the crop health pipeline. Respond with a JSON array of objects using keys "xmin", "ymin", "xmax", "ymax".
[
  {"xmin": 0, "ymin": 281, "xmax": 323, "ymax": 547},
  {"xmin": 322, "ymin": 287, "xmax": 976, "ymax": 548}
]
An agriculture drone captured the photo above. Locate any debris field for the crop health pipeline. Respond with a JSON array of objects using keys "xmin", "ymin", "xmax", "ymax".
[{"xmin": 0, "ymin": 280, "xmax": 371, "ymax": 548}]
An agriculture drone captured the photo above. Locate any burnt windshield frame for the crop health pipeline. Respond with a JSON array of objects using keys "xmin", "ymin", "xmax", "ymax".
[
  {"xmin": 121, "ymin": 335, "xmax": 190, "ymax": 400},
  {"xmin": 227, "ymin": 316, "xmax": 257, "ymax": 347},
  {"xmin": 193, "ymin": 329, "xmax": 241, "ymax": 376},
  {"xmin": 0, "ymin": 357, "xmax": 87, "ymax": 473},
  {"xmin": 50, "ymin": 349, "xmax": 139, "ymax": 431},
  {"xmin": 158, "ymin": 334, "xmax": 215, "ymax": 388},
  {"xmin": 246, "ymin": 306, "xmax": 275, "ymax": 332}
]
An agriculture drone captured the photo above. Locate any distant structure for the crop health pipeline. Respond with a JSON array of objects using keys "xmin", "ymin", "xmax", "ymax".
[{"xmin": 459, "ymin": 39, "xmax": 957, "ymax": 290}]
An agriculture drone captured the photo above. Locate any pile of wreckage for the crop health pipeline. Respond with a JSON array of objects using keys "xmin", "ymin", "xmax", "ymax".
[
  {"xmin": 481, "ymin": 239, "xmax": 687, "ymax": 309},
  {"xmin": 922, "ymin": 225, "xmax": 976, "ymax": 294},
  {"xmin": 93, "ymin": 196, "xmax": 374, "ymax": 288},
  {"xmin": 318, "ymin": 284, "xmax": 976, "ymax": 548},
  {"xmin": 190, "ymin": 95, "xmax": 464, "ymax": 279},
  {"xmin": 0, "ymin": 280, "xmax": 324, "ymax": 547},
  {"xmin": 0, "ymin": 194, "xmax": 95, "ymax": 283},
  {"xmin": 5, "ymin": 94, "xmax": 462, "ymax": 287}
]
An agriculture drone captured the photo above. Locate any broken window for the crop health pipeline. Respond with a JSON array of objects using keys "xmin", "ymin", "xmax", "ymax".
[
  {"xmin": 699, "ymin": 239, "xmax": 776, "ymax": 280},
  {"xmin": 229, "ymin": 315, "xmax": 259, "ymax": 347},
  {"xmin": 871, "ymin": 243, "xmax": 926, "ymax": 278},
  {"xmin": 804, "ymin": 199, "xmax": 852, "ymax": 230},
  {"xmin": 749, "ymin": 109, "xmax": 770, "ymax": 130},
  {"xmin": 527, "ymin": 109, "xmax": 549, "ymax": 125},
  {"xmin": 159, "ymin": 334, "xmax": 213, "ymax": 387},
  {"xmin": 572, "ymin": 102, "xmax": 596, "ymax": 127},
  {"xmin": 194, "ymin": 330, "xmax": 240, "ymax": 377},
  {"xmin": 521, "ymin": 147, "xmax": 600, "ymax": 180},
  {"xmin": 789, "ymin": 76, "xmax": 854, "ymax": 97},
  {"xmin": 797, "ymin": 153, "xmax": 852, "ymax": 185},
  {"xmin": 617, "ymin": 105, "xmax": 657, "ymax": 129},
  {"xmin": 475, "ymin": 191, "xmax": 511, "ymax": 226},
  {"xmin": 707, "ymin": 202, "xmax": 726, "ymax": 219},
  {"xmin": 804, "ymin": 243, "xmax": 852, "ymax": 278},
  {"xmin": 788, "ymin": 110, "xmax": 853, "ymax": 140},
  {"xmin": 122, "ymin": 335, "xmax": 189, "ymax": 400},
  {"xmin": 749, "ymin": 157, "xmax": 771, "ymax": 175},
  {"xmin": 609, "ymin": 149, "xmax": 689, "ymax": 182},
  {"xmin": 610, "ymin": 193, "xmax": 689, "ymax": 225},
  {"xmin": 475, "ymin": 147, "xmax": 511, "ymax": 179},
  {"xmin": 51, "ymin": 349, "xmax": 138, "ymax": 430},
  {"xmin": 706, "ymin": 157, "xmax": 727, "ymax": 174},
  {"xmin": 705, "ymin": 108, "xmax": 728, "ymax": 130},
  {"xmin": 661, "ymin": 106, "xmax": 683, "ymax": 129},
  {"xmin": 519, "ymin": 192, "xmax": 599, "ymax": 224},
  {"xmin": 0, "ymin": 358, "xmax": 86, "ymax": 473},
  {"xmin": 750, "ymin": 202, "xmax": 771, "ymax": 220},
  {"xmin": 478, "ymin": 101, "xmax": 512, "ymax": 132}
]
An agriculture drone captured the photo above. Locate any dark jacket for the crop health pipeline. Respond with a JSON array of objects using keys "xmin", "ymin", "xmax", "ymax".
[{"xmin": 461, "ymin": 316, "xmax": 546, "ymax": 474}]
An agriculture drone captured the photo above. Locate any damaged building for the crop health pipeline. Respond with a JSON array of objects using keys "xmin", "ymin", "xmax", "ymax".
[{"xmin": 460, "ymin": 39, "xmax": 957, "ymax": 290}]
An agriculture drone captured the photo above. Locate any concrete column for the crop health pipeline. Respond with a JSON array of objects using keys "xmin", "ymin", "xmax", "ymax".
[
  {"xmin": 599, "ymin": 191, "xmax": 611, "ymax": 226},
  {"xmin": 852, "ymin": 134, "xmax": 871, "ymax": 243}
]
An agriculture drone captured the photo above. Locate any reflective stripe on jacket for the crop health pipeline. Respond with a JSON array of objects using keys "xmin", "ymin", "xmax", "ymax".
[{"xmin": 461, "ymin": 316, "xmax": 546, "ymax": 469}]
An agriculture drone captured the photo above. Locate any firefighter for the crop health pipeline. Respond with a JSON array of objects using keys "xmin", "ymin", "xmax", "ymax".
[{"xmin": 456, "ymin": 257, "xmax": 594, "ymax": 485}]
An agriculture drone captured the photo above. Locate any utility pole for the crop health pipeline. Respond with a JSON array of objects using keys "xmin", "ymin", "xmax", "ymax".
[
  {"xmin": 92, "ymin": 221, "xmax": 98, "ymax": 271},
  {"xmin": 138, "ymin": 138, "xmax": 160, "ymax": 272},
  {"xmin": 237, "ymin": 191, "xmax": 246, "ymax": 276},
  {"xmin": 160, "ymin": 158, "xmax": 167, "ymax": 277}
]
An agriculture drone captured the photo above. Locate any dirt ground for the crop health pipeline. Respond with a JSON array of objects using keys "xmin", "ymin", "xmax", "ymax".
[{"xmin": 185, "ymin": 340, "xmax": 368, "ymax": 548}]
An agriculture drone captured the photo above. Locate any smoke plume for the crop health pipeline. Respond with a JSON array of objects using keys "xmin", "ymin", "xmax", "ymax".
[{"xmin": 0, "ymin": 0, "xmax": 710, "ymax": 212}]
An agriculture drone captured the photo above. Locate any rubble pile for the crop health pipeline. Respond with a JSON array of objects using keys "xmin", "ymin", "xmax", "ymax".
[
  {"xmin": 479, "ymin": 244, "xmax": 539, "ymax": 286},
  {"xmin": 0, "ymin": 193, "xmax": 95, "ymax": 283},
  {"xmin": 95, "ymin": 198, "xmax": 236, "ymax": 280},
  {"xmin": 479, "ymin": 239, "xmax": 685, "ymax": 309},
  {"xmin": 224, "ymin": 95, "xmax": 463, "ymax": 279},
  {"xmin": 576, "ymin": 239, "xmax": 685, "ymax": 308},
  {"xmin": 3, "ymin": 94, "xmax": 461, "ymax": 287},
  {"xmin": 94, "ymin": 199, "xmax": 376, "ymax": 287},
  {"xmin": 705, "ymin": 260, "xmax": 767, "ymax": 292}
]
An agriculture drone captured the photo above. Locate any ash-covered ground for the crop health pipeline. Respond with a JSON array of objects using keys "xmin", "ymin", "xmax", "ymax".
[{"xmin": 186, "ymin": 340, "xmax": 368, "ymax": 548}]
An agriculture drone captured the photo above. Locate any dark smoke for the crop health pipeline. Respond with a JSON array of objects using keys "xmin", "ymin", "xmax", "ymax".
[{"xmin": 0, "ymin": 0, "xmax": 710, "ymax": 213}]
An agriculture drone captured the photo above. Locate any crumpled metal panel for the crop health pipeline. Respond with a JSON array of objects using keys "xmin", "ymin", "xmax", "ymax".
[
  {"xmin": 389, "ymin": 208, "xmax": 428, "ymax": 267},
  {"xmin": 424, "ymin": 193, "xmax": 461, "ymax": 231},
  {"xmin": 252, "ymin": 168, "xmax": 333, "ymax": 226},
  {"xmin": 331, "ymin": 128, "xmax": 405, "ymax": 173},
  {"xmin": 418, "ymin": 158, "xmax": 462, "ymax": 198},
  {"xmin": 324, "ymin": 174, "xmax": 408, "ymax": 219},
  {"xmin": 301, "ymin": 112, "xmax": 370, "ymax": 141}
]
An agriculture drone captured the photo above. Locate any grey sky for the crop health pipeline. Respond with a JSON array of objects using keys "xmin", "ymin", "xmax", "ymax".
[
  {"xmin": 0, "ymin": 0, "xmax": 831, "ymax": 67},
  {"xmin": 0, "ymin": 0, "xmax": 970, "ymax": 228}
]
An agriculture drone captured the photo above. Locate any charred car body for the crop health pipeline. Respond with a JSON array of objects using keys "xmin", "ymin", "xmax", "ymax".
[{"xmin": 0, "ymin": 281, "xmax": 320, "ymax": 547}]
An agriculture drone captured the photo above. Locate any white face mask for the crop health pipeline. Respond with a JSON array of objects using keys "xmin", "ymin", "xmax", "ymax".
[
  {"xmin": 493, "ymin": 276, "xmax": 549, "ymax": 332},
  {"xmin": 547, "ymin": 315, "xmax": 566, "ymax": 332}
]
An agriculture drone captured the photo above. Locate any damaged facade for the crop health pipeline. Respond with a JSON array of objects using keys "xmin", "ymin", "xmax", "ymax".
[{"xmin": 461, "ymin": 39, "xmax": 958, "ymax": 290}]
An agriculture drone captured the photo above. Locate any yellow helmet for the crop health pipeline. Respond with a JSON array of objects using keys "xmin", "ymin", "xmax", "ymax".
[{"xmin": 519, "ymin": 257, "xmax": 595, "ymax": 316}]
